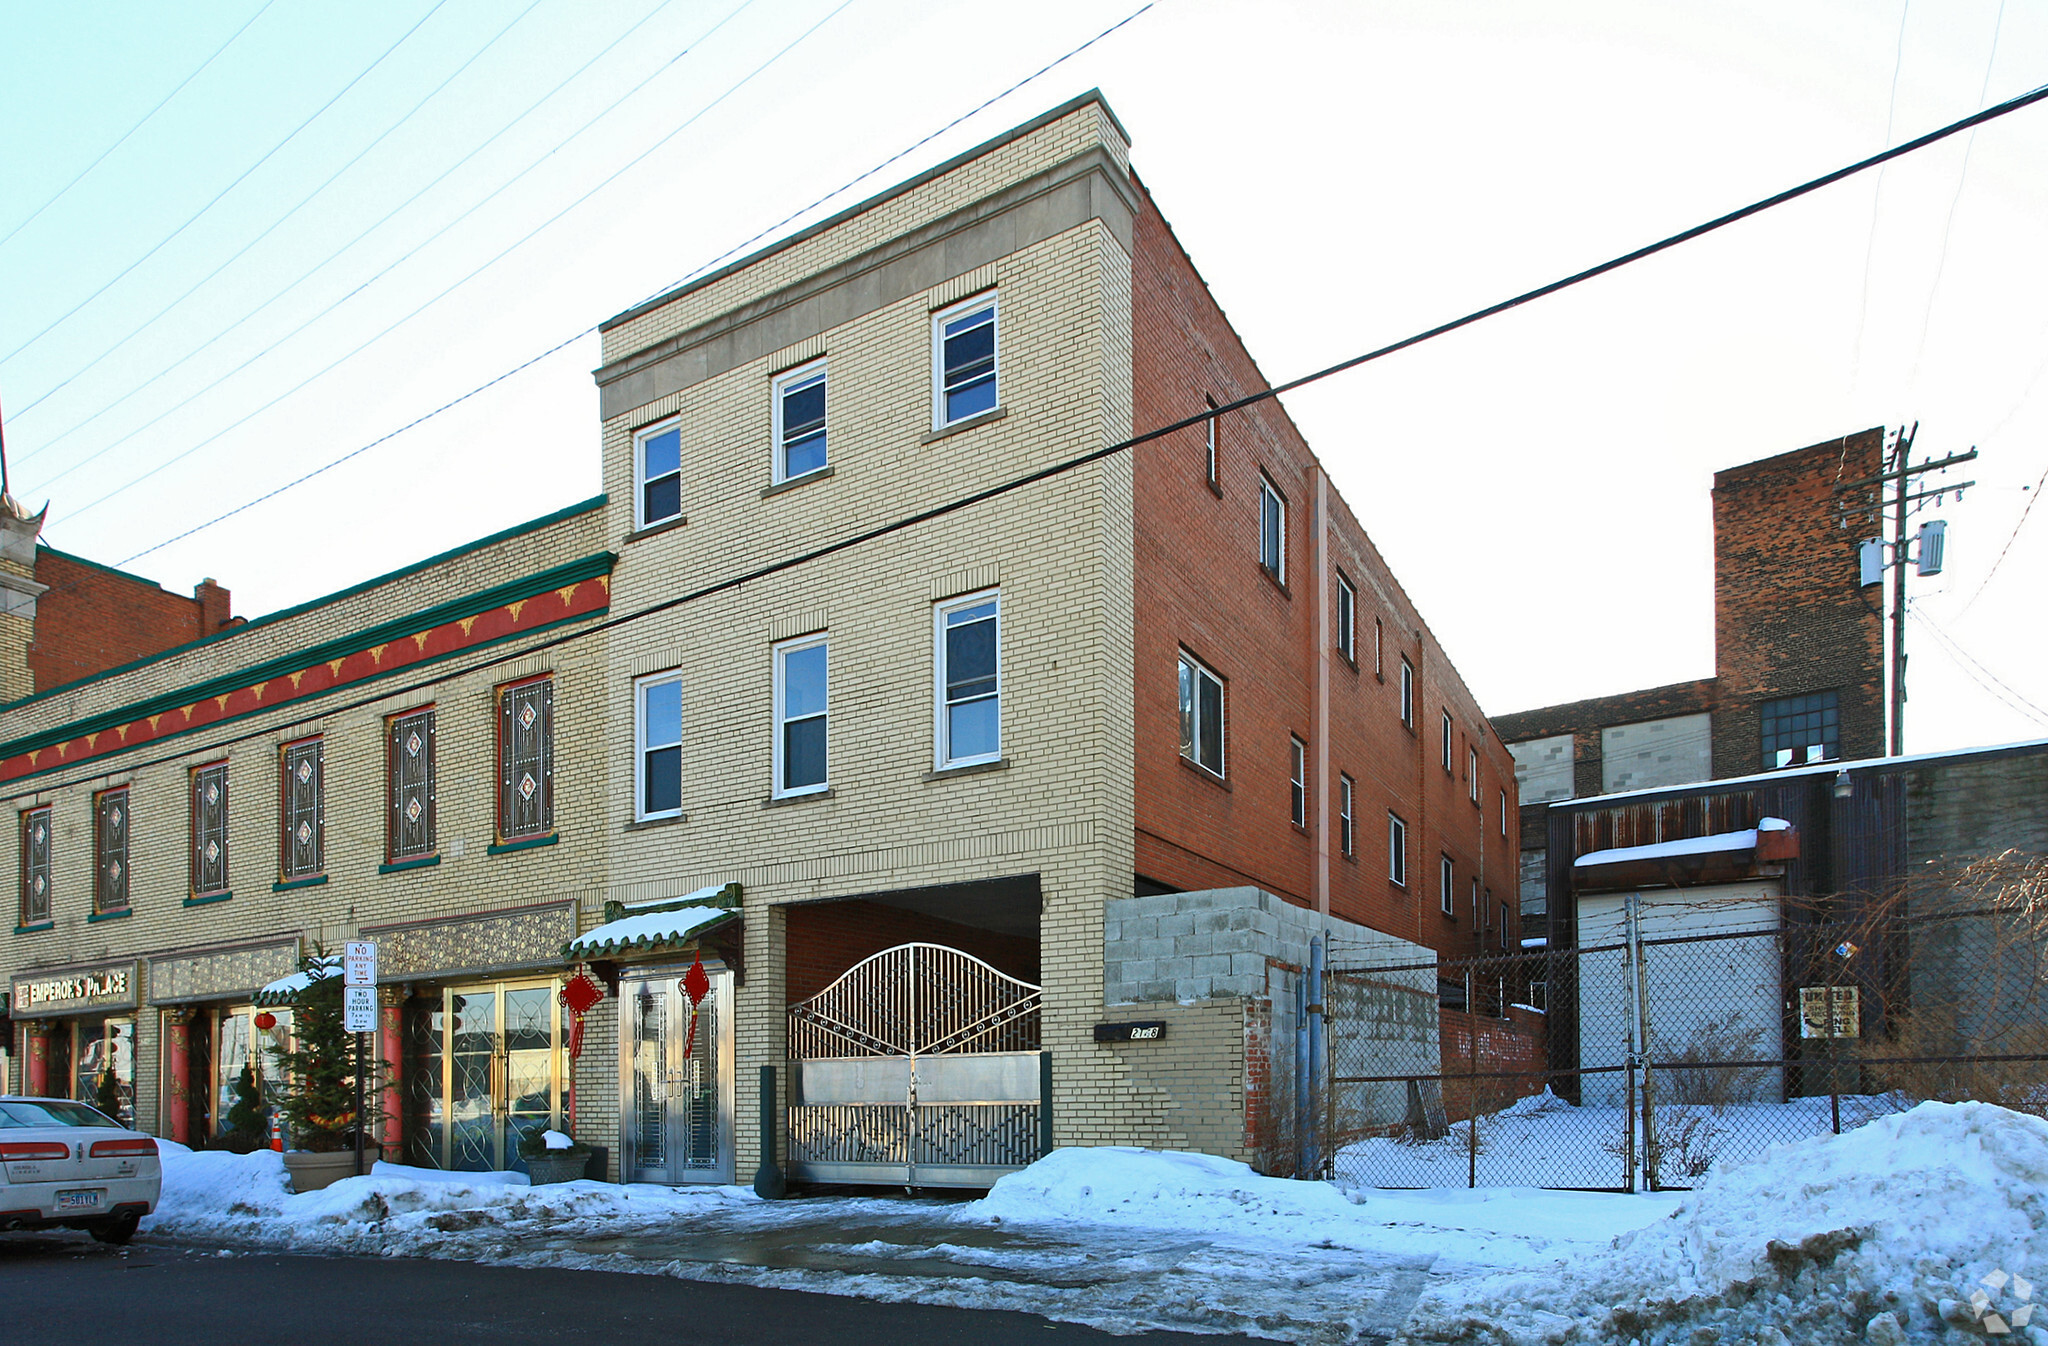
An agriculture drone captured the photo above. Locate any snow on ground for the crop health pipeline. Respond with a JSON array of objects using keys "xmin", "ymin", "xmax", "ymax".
[
  {"xmin": 139, "ymin": 1102, "xmax": 2048, "ymax": 1344},
  {"xmin": 1338, "ymin": 1088, "xmax": 1913, "ymax": 1190},
  {"xmin": 1402, "ymin": 1101, "xmax": 2048, "ymax": 1345}
]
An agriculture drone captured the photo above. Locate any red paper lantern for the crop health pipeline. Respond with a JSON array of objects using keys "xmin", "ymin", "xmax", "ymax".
[{"xmin": 253, "ymin": 1011, "xmax": 277, "ymax": 1031}]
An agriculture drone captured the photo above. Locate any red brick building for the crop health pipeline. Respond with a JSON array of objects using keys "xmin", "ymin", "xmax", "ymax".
[{"xmin": 1493, "ymin": 429, "xmax": 1888, "ymax": 923}]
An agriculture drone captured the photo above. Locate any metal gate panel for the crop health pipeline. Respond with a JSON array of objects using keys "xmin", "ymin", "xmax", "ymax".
[{"xmin": 786, "ymin": 943, "xmax": 1042, "ymax": 1187}]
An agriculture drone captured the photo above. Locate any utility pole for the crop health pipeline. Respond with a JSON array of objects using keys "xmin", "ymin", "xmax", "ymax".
[{"xmin": 1834, "ymin": 425, "xmax": 1976, "ymax": 756}]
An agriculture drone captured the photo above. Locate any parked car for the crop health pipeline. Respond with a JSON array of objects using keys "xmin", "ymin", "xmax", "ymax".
[{"xmin": 0, "ymin": 1097, "xmax": 161, "ymax": 1244}]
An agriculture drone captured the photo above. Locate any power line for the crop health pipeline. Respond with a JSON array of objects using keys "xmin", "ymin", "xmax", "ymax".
[
  {"xmin": 105, "ymin": 4, "xmax": 1150, "ymax": 564},
  {"xmin": 8, "ymin": 0, "xmax": 552, "ymax": 428},
  {"xmin": 1908, "ymin": 608, "xmax": 2048, "ymax": 726},
  {"xmin": 0, "ymin": 1, "xmax": 456, "ymax": 370},
  {"xmin": 1847, "ymin": 0, "xmax": 1914, "ymax": 412},
  {"xmin": 0, "ymin": 0, "xmax": 283, "ymax": 251},
  {"xmin": 8, "ymin": 0, "xmax": 700, "ymax": 477},
  {"xmin": 24, "ymin": 70, "xmax": 2048, "ymax": 796},
  {"xmin": 67, "ymin": 0, "xmax": 852, "ymax": 526},
  {"xmin": 109, "ymin": 47, "xmax": 2048, "ymax": 570},
  {"xmin": 1956, "ymin": 456, "xmax": 2048, "ymax": 616}
]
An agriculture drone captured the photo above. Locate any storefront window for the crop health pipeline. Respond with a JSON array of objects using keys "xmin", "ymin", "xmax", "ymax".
[{"xmin": 72, "ymin": 1017, "xmax": 134, "ymax": 1125}]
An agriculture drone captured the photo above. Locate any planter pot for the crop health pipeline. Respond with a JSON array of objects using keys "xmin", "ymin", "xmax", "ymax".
[
  {"xmin": 525, "ymin": 1151, "xmax": 592, "ymax": 1186},
  {"xmin": 283, "ymin": 1145, "xmax": 380, "ymax": 1193}
]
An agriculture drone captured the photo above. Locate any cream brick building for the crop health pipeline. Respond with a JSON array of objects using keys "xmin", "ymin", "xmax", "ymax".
[{"xmin": 4, "ymin": 93, "xmax": 1513, "ymax": 1188}]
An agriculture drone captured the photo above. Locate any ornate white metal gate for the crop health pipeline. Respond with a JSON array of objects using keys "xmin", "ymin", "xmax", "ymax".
[{"xmin": 787, "ymin": 942, "xmax": 1043, "ymax": 1188}]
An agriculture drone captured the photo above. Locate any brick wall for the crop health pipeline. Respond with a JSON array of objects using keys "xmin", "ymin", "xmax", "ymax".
[
  {"xmin": 1438, "ymin": 1005, "xmax": 1546, "ymax": 1118},
  {"xmin": 26, "ymin": 550, "xmax": 230, "ymax": 694},
  {"xmin": 1711, "ymin": 428, "xmax": 1886, "ymax": 774},
  {"xmin": 1127, "ymin": 179, "xmax": 1519, "ymax": 965}
]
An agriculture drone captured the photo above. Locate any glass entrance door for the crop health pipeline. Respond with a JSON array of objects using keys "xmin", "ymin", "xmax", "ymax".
[
  {"xmin": 621, "ymin": 970, "xmax": 733, "ymax": 1184},
  {"xmin": 406, "ymin": 979, "xmax": 562, "ymax": 1173}
]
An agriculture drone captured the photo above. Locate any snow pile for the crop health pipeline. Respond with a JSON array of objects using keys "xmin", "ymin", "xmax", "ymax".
[
  {"xmin": 973, "ymin": 1146, "xmax": 1363, "ymax": 1238},
  {"xmin": 145, "ymin": 1143, "xmax": 756, "ymax": 1255},
  {"xmin": 1407, "ymin": 1101, "xmax": 2048, "ymax": 1344}
]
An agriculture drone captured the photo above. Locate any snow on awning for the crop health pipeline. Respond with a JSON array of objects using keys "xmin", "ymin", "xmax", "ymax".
[
  {"xmin": 1574, "ymin": 818, "xmax": 1791, "ymax": 868},
  {"xmin": 1520, "ymin": 936, "xmax": 1548, "ymax": 949},
  {"xmin": 564, "ymin": 884, "xmax": 741, "ymax": 959},
  {"xmin": 253, "ymin": 955, "xmax": 340, "ymax": 1007}
]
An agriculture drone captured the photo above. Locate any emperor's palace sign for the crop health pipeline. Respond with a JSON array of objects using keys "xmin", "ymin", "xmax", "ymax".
[{"xmin": 11, "ymin": 962, "xmax": 138, "ymax": 1014}]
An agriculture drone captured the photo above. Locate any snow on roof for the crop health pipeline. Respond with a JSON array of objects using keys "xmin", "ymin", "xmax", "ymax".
[
  {"xmin": 1520, "ymin": 936, "xmax": 1548, "ymax": 948},
  {"xmin": 1548, "ymin": 736, "xmax": 2048, "ymax": 809},
  {"xmin": 253, "ymin": 956, "xmax": 341, "ymax": 1006},
  {"xmin": 564, "ymin": 887, "xmax": 737, "ymax": 958},
  {"xmin": 1573, "ymin": 819, "xmax": 1788, "ymax": 869}
]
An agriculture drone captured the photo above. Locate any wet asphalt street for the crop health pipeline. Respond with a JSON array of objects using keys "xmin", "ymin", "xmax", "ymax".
[{"xmin": 0, "ymin": 1232, "xmax": 1269, "ymax": 1345}]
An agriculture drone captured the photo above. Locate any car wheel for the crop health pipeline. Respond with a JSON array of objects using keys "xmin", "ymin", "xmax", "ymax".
[{"xmin": 89, "ymin": 1212, "xmax": 141, "ymax": 1246}]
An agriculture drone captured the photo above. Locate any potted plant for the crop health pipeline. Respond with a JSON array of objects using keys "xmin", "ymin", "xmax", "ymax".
[
  {"xmin": 519, "ymin": 1128, "xmax": 592, "ymax": 1186},
  {"xmin": 274, "ymin": 952, "xmax": 380, "ymax": 1191}
]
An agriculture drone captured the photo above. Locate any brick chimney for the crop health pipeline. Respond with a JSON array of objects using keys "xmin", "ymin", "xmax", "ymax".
[{"xmin": 195, "ymin": 577, "xmax": 232, "ymax": 634}]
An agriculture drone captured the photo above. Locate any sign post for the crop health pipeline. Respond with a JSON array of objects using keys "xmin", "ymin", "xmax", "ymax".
[{"xmin": 343, "ymin": 942, "xmax": 378, "ymax": 1176}]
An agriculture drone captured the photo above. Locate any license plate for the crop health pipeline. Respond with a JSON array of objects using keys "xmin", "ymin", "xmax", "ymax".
[{"xmin": 55, "ymin": 1189, "xmax": 103, "ymax": 1211}]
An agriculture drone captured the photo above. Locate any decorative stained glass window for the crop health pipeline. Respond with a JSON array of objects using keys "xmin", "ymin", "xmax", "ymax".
[
  {"xmin": 387, "ymin": 709, "xmax": 437, "ymax": 862},
  {"xmin": 19, "ymin": 805, "xmax": 51, "ymax": 925},
  {"xmin": 499, "ymin": 679, "xmax": 554, "ymax": 841},
  {"xmin": 281, "ymin": 738, "xmax": 325, "ymax": 880},
  {"xmin": 95, "ymin": 788, "xmax": 129, "ymax": 916},
  {"xmin": 192, "ymin": 762, "xmax": 228, "ymax": 896},
  {"xmin": 1760, "ymin": 690, "xmax": 1839, "ymax": 769}
]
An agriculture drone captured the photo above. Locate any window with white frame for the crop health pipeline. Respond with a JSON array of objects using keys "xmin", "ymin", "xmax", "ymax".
[
  {"xmin": 1468, "ymin": 746, "xmax": 1479, "ymax": 802},
  {"xmin": 774, "ymin": 636, "xmax": 829, "ymax": 795},
  {"xmin": 1399, "ymin": 657, "xmax": 1414, "ymax": 728},
  {"xmin": 1339, "ymin": 774, "xmax": 1355, "ymax": 857},
  {"xmin": 1336, "ymin": 572, "xmax": 1355, "ymax": 662},
  {"xmin": 1289, "ymin": 736, "xmax": 1306, "ymax": 827},
  {"xmin": 773, "ymin": 362, "xmax": 827, "ymax": 482},
  {"xmin": 1178, "ymin": 651, "xmax": 1225, "ymax": 777},
  {"xmin": 1440, "ymin": 855, "xmax": 1455, "ymax": 916},
  {"xmin": 1471, "ymin": 876, "xmax": 1481, "ymax": 925},
  {"xmin": 1442, "ymin": 711, "xmax": 1454, "ymax": 772},
  {"xmin": 1500, "ymin": 788, "xmax": 1509, "ymax": 836},
  {"xmin": 636, "ymin": 419, "xmax": 683, "ymax": 528},
  {"xmin": 1259, "ymin": 475, "xmax": 1286, "ymax": 581},
  {"xmin": 934, "ymin": 296, "xmax": 998, "ymax": 427},
  {"xmin": 1388, "ymin": 812, "xmax": 1407, "ymax": 886},
  {"xmin": 637, "ymin": 674, "xmax": 684, "ymax": 819},
  {"xmin": 936, "ymin": 592, "xmax": 1000, "ymax": 767},
  {"xmin": 1375, "ymin": 616, "xmax": 1384, "ymax": 678}
]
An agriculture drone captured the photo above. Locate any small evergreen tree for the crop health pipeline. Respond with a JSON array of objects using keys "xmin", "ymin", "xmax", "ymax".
[
  {"xmin": 223, "ymin": 1062, "xmax": 266, "ymax": 1151},
  {"xmin": 94, "ymin": 1064, "xmax": 123, "ymax": 1122},
  {"xmin": 274, "ymin": 952, "xmax": 364, "ymax": 1152}
]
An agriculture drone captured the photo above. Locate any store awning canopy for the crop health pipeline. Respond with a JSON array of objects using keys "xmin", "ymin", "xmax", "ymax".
[
  {"xmin": 252, "ymin": 955, "xmax": 340, "ymax": 1007},
  {"xmin": 564, "ymin": 885, "xmax": 741, "ymax": 960}
]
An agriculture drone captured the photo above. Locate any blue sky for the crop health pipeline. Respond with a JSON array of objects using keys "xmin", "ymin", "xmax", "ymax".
[{"xmin": 2, "ymin": 0, "xmax": 2045, "ymax": 752}]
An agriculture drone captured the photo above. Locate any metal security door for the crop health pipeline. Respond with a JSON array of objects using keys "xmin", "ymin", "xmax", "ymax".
[
  {"xmin": 620, "ymin": 970, "xmax": 733, "ymax": 1184},
  {"xmin": 786, "ymin": 942, "xmax": 1043, "ymax": 1188}
]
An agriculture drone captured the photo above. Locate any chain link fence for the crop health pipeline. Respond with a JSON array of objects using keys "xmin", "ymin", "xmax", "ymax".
[{"xmin": 1327, "ymin": 851, "xmax": 2048, "ymax": 1191}]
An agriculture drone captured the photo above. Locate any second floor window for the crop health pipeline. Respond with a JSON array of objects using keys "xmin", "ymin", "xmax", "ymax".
[
  {"xmin": 1440, "ymin": 855, "xmax": 1455, "ymax": 916},
  {"xmin": 191, "ymin": 762, "xmax": 228, "ymax": 897},
  {"xmin": 937, "ymin": 593, "xmax": 1000, "ymax": 767},
  {"xmin": 774, "ymin": 636, "xmax": 829, "ymax": 796},
  {"xmin": 636, "ymin": 419, "xmax": 683, "ymax": 528},
  {"xmin": 499, "ymin": 678, "xmax": 554, "ymax": 842},
  {"xmin": 638, "ymin": 675, "xmax": 684, "ymax": 819},
  {"xmin": 387, "ymin": 709, "xmax": 437, "ymax": 862},
  {"xmin": 1290, "ymin": 737, "xmax": 1307, "ymax": 827},
  {"xmin": 1259, "ymin": 475, "xmax": 1286, "ymax": 582},
  {"xmin": 1468, "ymin": 747, "xmax": 1480, "ymax": 802},
  {"xmin": 19, "ymin": 806, "xmax": 51, "ymax": 926},
  {"xmin": 1399, "ymin": 657, "xmax": 1414, "ymax": 728},
  {"xmin": 1761, "ymin": 690, "xmax": 1839, "ymax": 768},
  {"xmin": 774, "ymin": 362, "xmax": 827, "ymax": 482},
  {"xmin": 1178, "ymin": 652, "xmax": 1225, "ymax": 777},
  {"xmin": 935, "ymin": 296, "xmax": 998, "ymax": 427},
  {"xmin": 280, "ymin": 738, "xmax": 324, "ymax": 880},
  {"xmin": 95, "ymin": 788, "xmax": 129, "ymax": 916},
  {"xmin": 1388, "ymin": 812, "xmax": 1407, "ymax": 886}
]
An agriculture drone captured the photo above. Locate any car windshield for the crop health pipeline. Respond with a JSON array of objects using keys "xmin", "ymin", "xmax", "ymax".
[{"xmin": 0, "ymin": 1099, "xmax": 123, "ymax": 1129}]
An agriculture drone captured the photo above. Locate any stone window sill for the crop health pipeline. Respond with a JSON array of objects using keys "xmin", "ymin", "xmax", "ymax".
[
  {"xmin": 922, "ymin": 407, "xmax": 1007, "ymax": 444},
  {"xmin": 273, "ymin": 874, "xmax": 328, "ymax": 893},
  {"xmin": 625, "ymin": 814, "xmax": 688, "ymax": 832},
  {"xmin": 184, "ymin": 891, "xmax": 233, "ymax": 908},
  {"xmin": 378, "ymin": 854, "xmax": 441, "ymax": 876},
  {"xmin": 761, "ymin": 465, "xmax": 834, "ymax": 498},
  {"xmin": 1179, "ymin": 755, "xmax": 1230, "ymax": 791},
  {"xmin": 763, "ymin": 788, "xmax": 834, "ymax": 808},
  {"xmin": 87, "ymin": 908, "xmax": 132, "ymax": 924},
  {"xmin": 625, "ymin": 515, "xmax": 688, "ymax": 545},
  {"xmin": 488, "ymin": 833, "xmax": 558, "ymax": 856},
  {"xmin": 924, "ymin": 757, "xmax": 1009, "ymax": 782}
]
